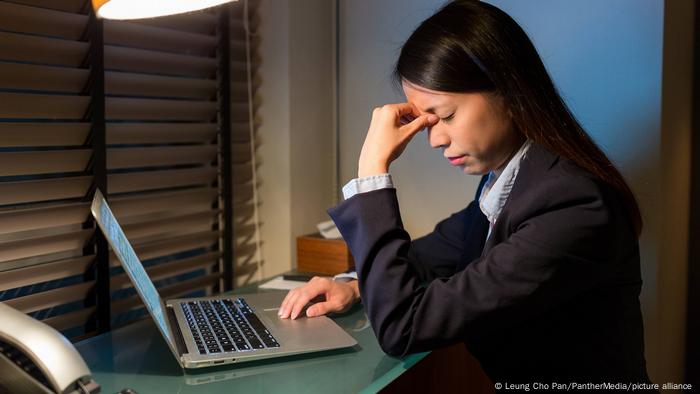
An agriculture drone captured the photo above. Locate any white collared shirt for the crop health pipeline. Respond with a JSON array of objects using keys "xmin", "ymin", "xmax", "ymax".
[{"xmin": 477, "ymin": 139, "xmax": 532, "ymax": 238}]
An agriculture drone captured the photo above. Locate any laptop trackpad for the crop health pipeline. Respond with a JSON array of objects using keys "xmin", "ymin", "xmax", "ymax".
[{"xmin": 257, "ymin": 309, "xmax": 356, "ymax": 351}]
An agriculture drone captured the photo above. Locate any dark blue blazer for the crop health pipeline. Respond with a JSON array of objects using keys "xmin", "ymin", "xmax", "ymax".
[{"xmin": 328, "ymin": 143, "xmax": 651, "ymax": 383}]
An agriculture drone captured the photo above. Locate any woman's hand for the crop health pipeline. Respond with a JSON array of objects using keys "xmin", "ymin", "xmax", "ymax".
[
  {"xmin": 358, "ymin": 103, "xmax": 439, "ymax": 177},
  {"xmin": 278, "ymin": 277, "xmax": 360, "ymax": 320}
]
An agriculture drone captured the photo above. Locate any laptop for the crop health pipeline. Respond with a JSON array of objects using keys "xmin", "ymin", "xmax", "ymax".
[{"xmin": 90, "ymin": 189, "xmax": 357, "ymax": 369}]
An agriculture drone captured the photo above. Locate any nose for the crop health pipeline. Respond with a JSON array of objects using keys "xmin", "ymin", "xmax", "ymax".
[{"xmin": 427, "ymin": 123, "xmax": 450, "ymax": 149}]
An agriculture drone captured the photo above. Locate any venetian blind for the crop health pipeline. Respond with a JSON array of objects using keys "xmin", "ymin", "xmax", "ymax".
[{"xmin": 0, "ymin": 0, "xmax": 261, "ymax": 339}]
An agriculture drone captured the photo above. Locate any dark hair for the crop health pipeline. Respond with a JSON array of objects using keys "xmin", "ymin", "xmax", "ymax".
[{"xmin": 394, "ymin": 0, "xmax": 642, "ymax": 237}]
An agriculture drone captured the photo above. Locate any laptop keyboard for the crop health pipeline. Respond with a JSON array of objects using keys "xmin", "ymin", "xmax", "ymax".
[{"xmin": 182, "ymin": 298, "xmax": 280, "ymax": 355}]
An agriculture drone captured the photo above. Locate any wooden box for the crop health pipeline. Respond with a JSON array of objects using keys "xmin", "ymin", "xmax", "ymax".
[{"xmin": 296, "ymin": 233, "xmax": 355, "ymax": 275}]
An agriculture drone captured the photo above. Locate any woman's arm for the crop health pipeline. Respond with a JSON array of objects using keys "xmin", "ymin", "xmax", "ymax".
[
  {"xmin": 329, "ymin": 178, "xmax": 626, "ymax": 357},
  {"xmin": 277, "ymin": 199, "xmax": 487, "ymax": 320}
]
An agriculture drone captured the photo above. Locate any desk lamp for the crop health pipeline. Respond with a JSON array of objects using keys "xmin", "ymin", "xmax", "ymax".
[{"xmin": 92, "ymin": 0, "xmax": 237, "ymax": 20}]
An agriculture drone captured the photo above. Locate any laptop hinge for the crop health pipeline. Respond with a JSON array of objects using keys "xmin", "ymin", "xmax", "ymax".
[{"xmin": 166, "ymin": 306, "xmax": 188, "ymax": 357}]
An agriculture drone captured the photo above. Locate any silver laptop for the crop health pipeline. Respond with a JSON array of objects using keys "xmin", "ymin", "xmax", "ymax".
[{"xmin": 90, "ymin": 190, "xmax": 357, "ymax": 369}]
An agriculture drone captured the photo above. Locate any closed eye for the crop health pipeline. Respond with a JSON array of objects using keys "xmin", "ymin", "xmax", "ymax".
[{"xmin": 441, "ymin": 113, "xmax": 455, "ymax": 122}]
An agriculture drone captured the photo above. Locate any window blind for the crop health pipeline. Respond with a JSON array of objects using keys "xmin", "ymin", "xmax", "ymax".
[{"xmin": 0, "ymin": 0, "xmax": 261, "ymax": 340}]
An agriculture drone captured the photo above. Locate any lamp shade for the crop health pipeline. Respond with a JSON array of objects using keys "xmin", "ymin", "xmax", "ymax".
[{"xmin": 92, "ymin": 0, "xmax": 237, "ymax": 20}]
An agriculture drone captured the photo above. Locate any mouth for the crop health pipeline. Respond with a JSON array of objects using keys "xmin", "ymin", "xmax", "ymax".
[{"xmin": 446, "ymin": 155, "xmax": 467, "ymax": 166}]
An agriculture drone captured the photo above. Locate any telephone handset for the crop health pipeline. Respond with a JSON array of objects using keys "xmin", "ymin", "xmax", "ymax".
[{"xmin": 0, "ymin": 303, "xmax": 100, "ymax": 394}]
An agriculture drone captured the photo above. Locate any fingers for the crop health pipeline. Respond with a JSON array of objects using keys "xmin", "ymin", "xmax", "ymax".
[
  {"xmin": 372, "ymin": 103, "xmax": 437, "ymax": 132},
  {"xmin": 278, "ymin": 277, "xmax": 331, "ymax": 320},
  {"xmin": 399, "ymin": 113, "xmax": 417, "ymax": 126},
  {"xmin": 400, "ymin": 113, "xmax": 439, "ymax": 136},
  {"xmin": 278, "ymin": 289, "xmax": 300, "ymax": 318},
  {"xmin": 373, "ymin": 103, "xmax": 421, "ymax": 121},
  {"xmin": 393, "ymin": 102, "xmax": 420, "ymax": 117},
  {"xmin": 306, "ymin": 301, "xmax": 335, "ymax": 317}
]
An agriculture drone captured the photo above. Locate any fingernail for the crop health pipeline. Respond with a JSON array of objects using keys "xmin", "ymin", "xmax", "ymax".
[{"xmin": 427, "ymin": 115, "xmax": 438, "ymax": 123}]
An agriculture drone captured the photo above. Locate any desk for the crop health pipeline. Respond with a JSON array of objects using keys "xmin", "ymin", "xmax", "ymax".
[{"xmin": 75, "ymin": 284, "xmax": 429, "ymax": 394}]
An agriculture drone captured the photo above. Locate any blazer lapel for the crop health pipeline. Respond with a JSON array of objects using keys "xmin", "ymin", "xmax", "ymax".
[{"xmin": 480, "ymin": 143, "xmax": 560, "ymax": 257}]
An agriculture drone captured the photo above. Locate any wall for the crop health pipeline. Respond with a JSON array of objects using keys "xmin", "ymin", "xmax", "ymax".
[
  {"xmin": 337, "ymin": 0, "xmax": 687, "ymax": 384},
  {"xmin": 256, "ymin": 0, "xmax": 291, "ymax": 282},
  {"xmin": 256, "ymin": 0, "xmax": 335, "ymax": 281},
  {"xmin": 658, "ymin": 0, "xmax": 693, "ymax": 384}
]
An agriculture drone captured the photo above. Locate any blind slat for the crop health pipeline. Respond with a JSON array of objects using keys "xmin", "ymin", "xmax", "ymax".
[
  {"xmin": 0, "ymin": 202, "xmax": 89, "ymax": 236},
  {"xmin": 107, "ymin": 145, "xmax": 216, "ymax": 170},
  {"xmin": 0, "ymin": 62, "xmax": 88, "ymax": 93},
  {"xmin": 109, "ymin": 230, "xmax": 219, "ymax": 266},
  {"xmin": 0, "ymin": 149, "xmax": 91, "ymax": 176},
  {"xmin": 4, "ymin": 281, "xmax": 94, "ymax": 314},
  {"xmin": 0, "ymin": 228, "xmax": 93, "ymax": 264},
  {"xmin": 108, "ymin": 167, "xmax": 216, "ymax": 194},
  {"xmin": 42, "ymin": 307, "xmax": 95, "ymax": 332},
  {"xmin": 0, "ymin": 255, "xmax": 93, "ymax": 291},
  {"xmin": 110, "ymin": 251, "xmax": 219, "ymax": 289},
  {"xmin": 136, "ymin": 11, "xmax": 217, "ymax": 35},
  {"xmin": 231, "ymin": 143, "xmax": 252, "ymax": 164},
  {"xmin": 104, "ymin": 20, "xmax": 217, "ymax": 57},
  {"xmin": 233, "ymin": 186, "xmax": 254, "ymax": 204},
  {"xmin": 0, "ymin": 122, "xmax": 90, "ymax": 147},
  {"xmin": 0, "ymin": 31, "xmax": 87, "ymax": 67},
  {"xmin": 0, "ymin": 92, "xmax": 89, "ymax": 119},
  {"xmin": 121, "ymin": 211, "xmax": 217, "ymax": 241},
  {"xmin": 4, "ymin": 0, "xmax": 86, "ymax": 13},
  {"xmin": 104, "ymin": 45, "xmax": 216, "ymax": 78},
  {"xmin": 233, "ymin": 162, "xmax": 253, "ymax": 184},
  {"xmin": 106, "ymin": 97, "xmax": 216, "ymax": 121},
  {"xmin": 231, "ymin": 121, "xmax": 258, "ymax": 142},
  {"xmin": 231, "ymin": 60, "xmax": 260, "ymax": 74},
  {"xmin": 0, "ymin": 176, "xmax": 91, "ymax": 206},
  {"xmin": 106, "ymin": 123, "xmax": 217, "ymax": 145},
  {"xmin": 109, "ymin": 187, "xmax": 217, "ymax": 219},
  {"xmin": 0, "ymin": 1, "xmax": 87, "ymax": 40},
  {"xmin": 106, "ymin": 71, "xmax": 216, "ymax": 99}
]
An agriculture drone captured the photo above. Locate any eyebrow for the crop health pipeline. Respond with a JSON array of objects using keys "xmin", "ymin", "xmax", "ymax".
[{"xmin": 424, "ymin": 105, "xmax": 450, "ymax": 114}]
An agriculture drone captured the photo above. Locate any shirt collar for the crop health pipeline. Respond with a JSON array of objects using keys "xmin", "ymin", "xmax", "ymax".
[{"xmin": 479, "ymin": 139, "xmax": 532, "ymax": 224}]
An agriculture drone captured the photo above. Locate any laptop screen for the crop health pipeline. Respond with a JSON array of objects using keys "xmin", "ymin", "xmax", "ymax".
[{"xmin": 90, "ymin": 190, "xmax": 173, "ymax": 345}]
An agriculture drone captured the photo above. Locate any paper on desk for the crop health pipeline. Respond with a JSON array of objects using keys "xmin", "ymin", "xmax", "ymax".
[{"xmin": 259, "ymin": 276, "xmax": 307, "ymax": 290}]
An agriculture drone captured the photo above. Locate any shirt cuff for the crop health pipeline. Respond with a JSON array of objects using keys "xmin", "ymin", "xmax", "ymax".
[
  {"xmin": 333, "ymin": 271, "xmax": 358, "ymax": 281},
  {"xmin": 341, "ymin": 174, "xmax": 394, "ymax": 200}
]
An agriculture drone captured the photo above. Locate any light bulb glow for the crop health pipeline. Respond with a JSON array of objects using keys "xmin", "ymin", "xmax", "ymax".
[{"xmin": 95, "ymin": 0, "xmax": 236, "ymax": 20}]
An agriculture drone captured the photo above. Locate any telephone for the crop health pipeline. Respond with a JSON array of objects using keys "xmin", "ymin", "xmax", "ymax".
[
  {"xmin": 316, "ymin": 220, "xmax": 342, "ymax": 239},
  {"xmin": 0, "ymin": 303, "xmax": 100, "ymax": 394}
]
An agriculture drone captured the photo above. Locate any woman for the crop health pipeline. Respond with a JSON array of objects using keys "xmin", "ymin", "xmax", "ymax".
[{"xmin": 279, "ymin": 0, "xmax": 651, "ymax": 384}]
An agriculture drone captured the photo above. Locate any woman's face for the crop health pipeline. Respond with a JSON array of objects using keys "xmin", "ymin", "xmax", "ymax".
[{"xmin": 402, "ymin": 81, "xmax": 522, "ymax": 175}]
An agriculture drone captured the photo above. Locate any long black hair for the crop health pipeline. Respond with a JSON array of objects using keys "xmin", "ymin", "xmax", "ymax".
[{"xmin": 394, "ymin": 0, "xmax": 643, "ymax": 237}]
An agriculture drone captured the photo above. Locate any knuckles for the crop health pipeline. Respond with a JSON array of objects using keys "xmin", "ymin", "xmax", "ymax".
[{"xmin": 373, "ymin": 105, "xmax": 395, "ymax": 116}]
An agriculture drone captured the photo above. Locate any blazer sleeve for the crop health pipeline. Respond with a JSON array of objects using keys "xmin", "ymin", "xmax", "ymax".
[
  {"xmin": 327, "ymin": 178, "xmax": 626, "ymax": 357},
  {"xmin": 406, "ymin": 175, "xmax": 490, "ymax": 283}
]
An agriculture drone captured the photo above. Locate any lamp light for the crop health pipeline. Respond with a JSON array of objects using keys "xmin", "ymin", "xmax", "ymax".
[{"xmin": 92, "ymin": 0, "xmax": 237, "ymax": 20}]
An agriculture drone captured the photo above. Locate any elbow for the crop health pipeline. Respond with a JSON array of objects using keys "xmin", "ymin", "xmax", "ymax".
[
  {"xmin": 378, "ymin": 338, "xmax": 407, "ymax": 358},
  {"xmin": 376, "ymin": 326, "xmax": 411, "ymax": 358}
]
